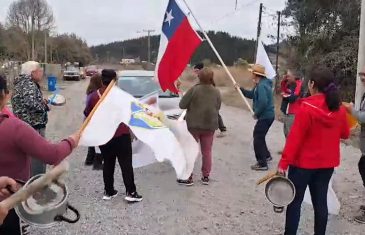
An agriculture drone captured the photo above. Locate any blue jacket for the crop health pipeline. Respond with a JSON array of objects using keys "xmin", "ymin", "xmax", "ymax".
[{"xmin": 240, "ymin": 78, "xmax": 275, "ymax": 120}]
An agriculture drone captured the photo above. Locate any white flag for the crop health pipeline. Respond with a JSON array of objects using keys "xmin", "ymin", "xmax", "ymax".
[
  {"xmin": 132, "ymin": 91, "xmax": 160, "ymax": 168},
  {"xmin": 79, "ymin": 85, "xmax": 198, "ymax": 179},
  {"xmin": 256, "ymin": 41, "xmax": 276, "ymax": 79},
  {"xmin": 303, "ymin": 177, "xmax": 340, "ymax": 215}
]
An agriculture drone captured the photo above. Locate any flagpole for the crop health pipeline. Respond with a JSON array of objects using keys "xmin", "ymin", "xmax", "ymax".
[
  {"xmin": 79, "ymin": 80, "xmax": 116, "ymax": 134},
  {"xmin": 181, "ymin": 0, "xmax": 254, "ymax": 114}
]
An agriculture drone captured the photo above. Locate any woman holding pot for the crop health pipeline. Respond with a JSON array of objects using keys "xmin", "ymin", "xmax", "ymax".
[
  {"xmin": 0, "ymin": 177, "xmax": 18, "ymax": 225},
  {"xmin": 0, "ymin": 75, "xmax": 80, "ymax": 234},
  {"xmin": 277, "ymin": 67, "xmax": 350, "ymax": 235}
]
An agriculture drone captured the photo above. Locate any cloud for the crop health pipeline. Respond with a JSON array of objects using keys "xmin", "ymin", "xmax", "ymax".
[{"xmin": 0, "ymin": 0, "xmax": 286, "ymax": 46}]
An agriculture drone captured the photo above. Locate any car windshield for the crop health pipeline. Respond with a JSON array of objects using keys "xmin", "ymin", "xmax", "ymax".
[
  {"xmin": 66, "ymin": 67, "xmax": 78, "ymax": 72},
  {"xmin": 118, "ymin": 76, "xmax": 177, "ymax": 98}
]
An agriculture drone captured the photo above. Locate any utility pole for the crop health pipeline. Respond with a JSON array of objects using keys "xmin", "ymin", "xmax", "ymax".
[
  {"xmin": 275, "ymin": 11, "xmax": 281, "ymax": 76},
  {"xmin": 356, "ymin": 0, "xmax": 365, "ymax": 108},
  {"xmin": 254, "ymin": 3, "xmax": 263, "ymax": 60},
  {"xmin": 143, "ymin": 29, "xmax": 155, "ymax": 63},
  {"xmin": 31, "ymin": 18, "xmax": 35, "ymax": 61}
]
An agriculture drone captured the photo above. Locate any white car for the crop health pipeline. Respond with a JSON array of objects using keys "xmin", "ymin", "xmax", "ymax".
[
  {"xmin": 63, "ymin": 66, "xmax": 81, "ymax": 81},
  {"xmin": 117, "ymin": 70, "xmax": 182, "ymax": 118}
]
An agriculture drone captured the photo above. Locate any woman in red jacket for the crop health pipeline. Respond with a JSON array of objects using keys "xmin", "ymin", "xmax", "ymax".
[{"xmin": 278, "ymin": 67, "xmax": 350, "ymax": 235}]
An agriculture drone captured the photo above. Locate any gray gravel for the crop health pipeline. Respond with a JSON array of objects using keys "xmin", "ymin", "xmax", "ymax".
[{"xmin": 29, "ymin": 80, "xmax": 364, "ymax": 235}]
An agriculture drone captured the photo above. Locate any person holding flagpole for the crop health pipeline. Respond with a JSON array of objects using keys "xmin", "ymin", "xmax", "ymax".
[
  {"xmin": 193, "ymin": 63, "xmax": 227, "ymax": 134},
  {"xmin": 84, "ymin": 69, "xmax": 142, "ymax": 202},
  {"xmin": 178, "ymin": 67, "xmax": 221, "ymax": 185},
  {"xmin": 0, "ymin": 75, "xmax": 80, "ymax": 234},
  {"xmin": 235, "ymin": 64, "xmax": 275, "ymax": 171}
]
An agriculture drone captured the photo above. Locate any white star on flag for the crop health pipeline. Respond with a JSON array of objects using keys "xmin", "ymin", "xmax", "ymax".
[{"xmin": 164, "ymin": 9, "xmax": 174, "ymax": 26}]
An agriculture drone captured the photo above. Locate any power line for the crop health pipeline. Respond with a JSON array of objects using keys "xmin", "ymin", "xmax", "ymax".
[{"xmin": 209, "ymin": 0, "xmax": 260, "ymax": 26}]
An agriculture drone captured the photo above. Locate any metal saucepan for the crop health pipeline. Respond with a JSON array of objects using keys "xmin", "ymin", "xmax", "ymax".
[
  {"xmin": 14, "ymin": 174, "xmax": 80, "ymax": 228},
  {"xmin": 265, "ymin": 175, "xmax": 296, "ymax": 213}
]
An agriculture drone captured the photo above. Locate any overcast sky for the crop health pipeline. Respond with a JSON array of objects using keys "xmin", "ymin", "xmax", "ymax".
[{"xmin": 0, "ymin": 0, "xmax": 287, "ymax": 46}]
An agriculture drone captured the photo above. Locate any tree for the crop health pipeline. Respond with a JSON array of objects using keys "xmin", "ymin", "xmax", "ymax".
[
  {"xmin": 0, "ymin": 23, "xmax": 7, "ymax": 59},
  {"xmin": 7, "ymin": 0, "xmax": 55, "ymax": 60},
  {"xmin": 51, "ymin": 34, "xmax": 92, "ymax": 64},
  {"xmin": 283, "ymin": 0, "xmax": 361, "ymax": 100}
]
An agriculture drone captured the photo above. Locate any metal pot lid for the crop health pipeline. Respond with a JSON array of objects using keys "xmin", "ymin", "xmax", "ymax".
[
  {"xmin": 265, "ymin": 176, "xmax": 295, "ymax": 207},
  {"xmin": 21, "ymin": 175, "xmax": 67, "ymax": 215}
]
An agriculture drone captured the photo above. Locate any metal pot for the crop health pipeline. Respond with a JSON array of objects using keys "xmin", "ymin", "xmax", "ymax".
[
  {"xmin": 265, "ymin": 175, "xmax": 295, "ymax": 213},
  {"xmin": 14, "ymin": 174, "xmax": 80, "ymax": 228}
]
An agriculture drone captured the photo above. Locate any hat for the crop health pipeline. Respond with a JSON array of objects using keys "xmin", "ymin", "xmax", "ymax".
[
  {"xmin": 248, "ymin": 64, "xmax": 266, "ymax": 77},
  {"xmin": 101, "ymin": 69, "xmax": 116, "ymax": 85}
]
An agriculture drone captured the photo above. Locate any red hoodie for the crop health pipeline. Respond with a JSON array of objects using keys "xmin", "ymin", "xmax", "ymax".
[
  {"xmin": 278, "ymin": 94, "xmax": 350, "ymax": 170},
  {"xmin": 280, "ymin": 79, "xmax": 303, "ymax": 115}
]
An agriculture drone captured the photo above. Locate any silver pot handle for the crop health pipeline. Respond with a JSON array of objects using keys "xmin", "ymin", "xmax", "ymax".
[{"xmin": 54, "ymin": 204, "xmax": 80, "ymax": 224}]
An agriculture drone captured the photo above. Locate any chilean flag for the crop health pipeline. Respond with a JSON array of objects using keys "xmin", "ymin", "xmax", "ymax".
[{"xmin": 155, "ymin": 0, "xmax": 202, "ymax": 93}]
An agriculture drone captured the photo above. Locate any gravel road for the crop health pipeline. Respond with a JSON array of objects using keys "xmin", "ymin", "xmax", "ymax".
[{"xmin": 30, "ymin": 79, "xmax": 364, "ymax": 235}]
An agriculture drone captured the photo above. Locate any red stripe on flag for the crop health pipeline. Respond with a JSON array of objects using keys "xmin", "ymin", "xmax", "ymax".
[{"xmin": 158, "ymin": 17, "xmax": 202, "ymax": 93}]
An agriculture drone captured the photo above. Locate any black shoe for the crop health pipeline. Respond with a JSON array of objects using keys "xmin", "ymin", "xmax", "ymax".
[
  {"xmin": 250, "ymin": 163, "xmax": 268, "ymax": 171},
  {"xmin": 360, "ymin": 205, "xmax": 365, "ymax": 212},
  {"xmin": 201, "ymin": 177, "xmax": 209, "ymax": 185},
  {"xmin": 177, "ymin": 178, "xmax": 194, "ymax": 186},
  {"xmin": 93, "ymin": 154, "xmax": 103, "ymax": 170},
  {"xmin": 102, "ymin": 190, "xmax": 118, "ymax": 200},
  {"xmin": 354, "ymin": 213, "xmax": 365, "ymax": 224},
  {"xmin": 266, "ymin": 156, "xmax": 273, "ymax": 162},
  {"xmin": 125, "ymin": 192, "xmax": 143, "ymax": 202}
]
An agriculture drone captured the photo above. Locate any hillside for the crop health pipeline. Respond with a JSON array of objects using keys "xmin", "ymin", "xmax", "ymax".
[{"xmin": 90, "ymin": 31, "xmax": 257, "ymax": 66}]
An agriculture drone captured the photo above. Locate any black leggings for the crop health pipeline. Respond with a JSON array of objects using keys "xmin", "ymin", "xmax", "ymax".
[
  {"xmin": 285, "ymin": 166, "xmax": 334, "ymax": 235},
  {"xmin": 100, "ymin": 134, "xmax": 136, "ymax": 195}
]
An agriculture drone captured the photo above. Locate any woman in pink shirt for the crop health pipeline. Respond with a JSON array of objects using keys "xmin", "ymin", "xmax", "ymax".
[
  {"xmin": 0, "ymin": 75, "xmax": 80, "ymax": 234},
  {"xmin": 1, "ymin": 106, "xmax": 15, "ymax": 118}
]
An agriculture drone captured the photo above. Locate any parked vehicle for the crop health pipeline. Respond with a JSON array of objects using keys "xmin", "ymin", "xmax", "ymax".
[
  {"xmin": 85, "ymin": 66, "xmax": 98, "ymax": 77},
  {"xmin": 63, "ymin": 66, "xmax": 81, "ymax": 81},
  {"xmin": 117, "ymin": 70, "xmax": 182, "ymax": 117}
]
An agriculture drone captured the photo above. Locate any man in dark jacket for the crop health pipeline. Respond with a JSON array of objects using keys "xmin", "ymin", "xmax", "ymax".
[
  {"xmin": 280, "ymin": 69, "xmax": 303, "ymax": 137},
  {"xmin": 235, "ymin": 64, "xmax": 275, "ymax": 171},
  {"xmin": 12, "ymin": 61, "xmax": 49, "ymax": 176}
]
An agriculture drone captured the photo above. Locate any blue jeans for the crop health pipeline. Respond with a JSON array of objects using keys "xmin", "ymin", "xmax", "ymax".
[
  {"xmin": 31, "ymin": 128, "xmax": 47, "ymax": 176},
  {"xmin": 285, "ymin": 166, "xmax": 334, "ymax": 235}
]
